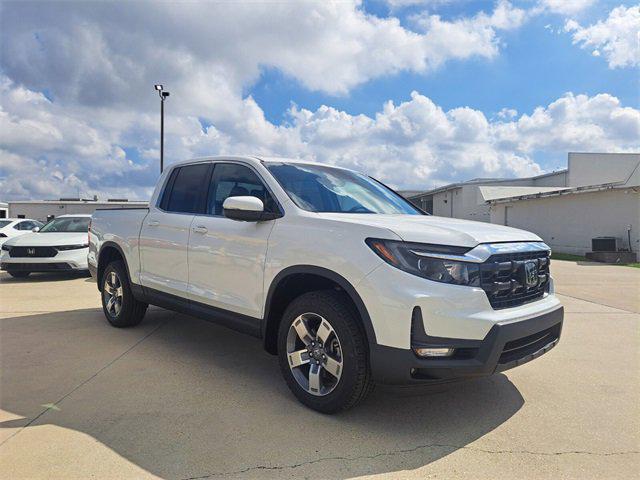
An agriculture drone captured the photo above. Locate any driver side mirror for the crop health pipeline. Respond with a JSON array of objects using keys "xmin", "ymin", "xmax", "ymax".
[
  {"xmin": 32, "ymin": 227, "xmax": 40, "ymax": 233},
  {"xmin": 223, "ymin": 196, "xmax": 279, "ymax": 222}
]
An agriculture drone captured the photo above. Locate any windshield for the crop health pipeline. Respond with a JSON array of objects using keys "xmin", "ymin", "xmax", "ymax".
[
  {"xmin": 39, "ymin": 217, "xmax": 90, "ymax": 233},
  {"xmin": 266, "ymin": 163, "xmax": 422, "ymax": 215},
  {"xmin": 0, "ymin": 221, "xmax": 12, "ymax": 228}
]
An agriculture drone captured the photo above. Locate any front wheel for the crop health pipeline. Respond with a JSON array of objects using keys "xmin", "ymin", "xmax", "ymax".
[
  {"xmin": 277, "ymin": 290, "xmax": 373, "ymax": 413},
  {"xmin": 101, "ymin": 261, "xmax": 147, "ymax": 327}
]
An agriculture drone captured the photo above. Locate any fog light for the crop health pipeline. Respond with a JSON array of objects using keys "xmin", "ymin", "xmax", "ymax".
[{"xmin": 414, "ymin": 347, "xmax": 455, "ymax": 357}]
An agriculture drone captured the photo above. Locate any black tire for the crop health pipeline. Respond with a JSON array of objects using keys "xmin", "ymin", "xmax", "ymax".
[
  {"xmin": 8, "ymin": 271, "xmax": 30, "ymax": 278},
  {"xmin": 277, "ymin": 290, "xmax": 373, "ymax": 413},
  {"xmin": 100, "ymin": 260, "xmax": 147, "ymax": 327}
]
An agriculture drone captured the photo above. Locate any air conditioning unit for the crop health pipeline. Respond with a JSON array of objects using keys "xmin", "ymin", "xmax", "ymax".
[{"xmin": 591, "ymin": 237, "xmax": 618, "ymax": 252}]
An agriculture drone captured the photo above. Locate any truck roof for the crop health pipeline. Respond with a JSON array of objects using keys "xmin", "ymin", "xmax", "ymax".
[{"xmin": 168, "ymin": 155, "xmax": 354, "ymax": 172}]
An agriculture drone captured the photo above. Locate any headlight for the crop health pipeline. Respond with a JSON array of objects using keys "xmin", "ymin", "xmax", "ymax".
[
  {"xmin": 365, "ymin": 238, "xmax": 481, "ymax": 287},
  {"xmin": 55, "ymin": 244, "xmax": 89, "ymax": 251},
  {"xmin": 1, "ymin": 244, "xmax": 12, "ymax": 251}
]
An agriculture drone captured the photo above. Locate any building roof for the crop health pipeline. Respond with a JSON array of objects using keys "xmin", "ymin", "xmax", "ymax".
[
  {"xmin": 479, "ymin": 186, "xmax": 571, "ymax": 202},
  {"xmin": 408, "ymin": 169, "xmax": 568, "ymax": 199},
  {"xmin": 8, "ymin": 200, "xmax": 148, "ymax": 205},
  {"xmin": 486, "ymin": 181, "xmax": 634, "ymax": 204}
]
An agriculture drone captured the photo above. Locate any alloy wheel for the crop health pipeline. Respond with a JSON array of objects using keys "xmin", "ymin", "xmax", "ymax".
[
  {"xmin": 286, "ymin": 313, "xmax": 343, "ymax": 396},
  {"xmin": 103, "ymin": 271, "xmax": 123, "ymax": 318}
]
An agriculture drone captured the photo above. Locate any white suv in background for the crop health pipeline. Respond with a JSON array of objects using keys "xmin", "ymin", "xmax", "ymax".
[
  {"xmin": 1, "ymin": 214, "xmax": 91, "ymax": 278},
  {"xmin": 0, "ymin": 218, "xmax": 43, "ymax": 248},
  {"xmin": 89, "ymin": 156, "xmax": 564, "ymax": 413}
]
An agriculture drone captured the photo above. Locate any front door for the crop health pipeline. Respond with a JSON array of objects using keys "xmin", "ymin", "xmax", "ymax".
[
  {"xmin": 139, "ymin": 162, "xmax": 212, "ymax": 296},
  {"xmin": 188, "ymin": 162, "xmax": 278, "ymax": 318}
]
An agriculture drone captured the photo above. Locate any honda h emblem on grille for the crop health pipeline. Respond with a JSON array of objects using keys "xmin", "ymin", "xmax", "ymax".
[
  {"xmin": 524, "ymin": 261, "xmax": 538, "ymax": 287},
  {"xmin": 27, "ymin": 248, "xmax": 36, "ymax": 256}
]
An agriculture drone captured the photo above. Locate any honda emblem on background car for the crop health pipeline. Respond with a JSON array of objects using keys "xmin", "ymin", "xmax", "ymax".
[
  {"xmin": 524, "ymin": 261, "xmax": 538, "ymax": 287},
  {"xmin": 27, "ymin": 248, "xmax": 35, "ymax": 256}
]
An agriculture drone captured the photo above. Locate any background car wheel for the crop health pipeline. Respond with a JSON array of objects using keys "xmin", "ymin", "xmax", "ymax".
[
  {"xmin": 101, "ymin": 260, "xmax": 147, "ymax": 327},
  {"xmin": 277, "ymin": 290, "xmax": 373, "ymax": 413},
  {"xmin": 8, "ymin": 271, "xmax": 30, "ymax": 278}
]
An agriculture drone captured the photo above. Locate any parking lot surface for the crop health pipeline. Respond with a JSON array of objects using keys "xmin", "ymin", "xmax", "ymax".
[{"xmin": 0, "ymin": 260, "xmax": 638, "ymax": 479}]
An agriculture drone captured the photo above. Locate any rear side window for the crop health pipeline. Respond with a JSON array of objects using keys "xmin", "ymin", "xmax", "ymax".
[
  {"xmin": 161, "ymin": 164, "xmax": 211, "ymax": 214},
  {"xmin": 206, "ymin": 163, "xmax": 277, "ymax": 216}
]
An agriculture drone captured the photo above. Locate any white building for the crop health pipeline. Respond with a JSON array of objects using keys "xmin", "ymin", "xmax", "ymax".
[
  {"xmin": 409, "ymin": 171, "xmax": 569, "ymax": 221},
  {"xmin": 409, "ymin": 153, "xmax": 639, "ymax": 257},
  {"xmin": 8, "ymin": 199, "xmax": 148, "ymax": 222}
]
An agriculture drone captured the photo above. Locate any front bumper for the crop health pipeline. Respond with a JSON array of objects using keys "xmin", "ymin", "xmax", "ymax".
[
  {"xmin": 0, "ymin": 248, "xmax": 89, "ymax": 272},
  {"xmin": 370, "ymin": 306, "xmax": 563, "ymax": 385}
]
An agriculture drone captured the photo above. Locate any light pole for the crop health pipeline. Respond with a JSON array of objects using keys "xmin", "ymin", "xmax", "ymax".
[{"xmin": 154, "ymin": 84, "xmax": 170, "ymax": 173}]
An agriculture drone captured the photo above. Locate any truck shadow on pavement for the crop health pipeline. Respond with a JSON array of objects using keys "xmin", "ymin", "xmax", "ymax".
[{"xmin": 0, "ymin": 307, "xmax": 524, "ymax": 479}]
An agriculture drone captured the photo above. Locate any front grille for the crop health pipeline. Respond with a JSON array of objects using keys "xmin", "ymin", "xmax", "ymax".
[
  {"xmin": 499, "ymin": 323, "xmax": 561, "ymax": 365},
  {"xmin": 2, "ymin": 262, "xmax": 72, "ymax": 271},
  {"xmin": 480, "ymin": 250, "xmax": 550, "ymax": 309},
  {"xmin": 9, "ymin": 246, "xmax": 58, "ymax": 258}
]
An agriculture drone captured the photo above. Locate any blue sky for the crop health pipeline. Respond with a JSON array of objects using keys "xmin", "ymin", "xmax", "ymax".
[
  {"xmin": 0, "ymin": 0, "xmax": 638, "ymax": 199},
  {"xmin": 253, "ymin": 1, "xmax": 635, "ymax": 124}
]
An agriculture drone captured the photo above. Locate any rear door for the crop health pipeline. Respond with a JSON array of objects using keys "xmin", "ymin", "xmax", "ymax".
[
  {"xmin": 139, "ymin": 162, "xmax": 212, "ymax": 297},
  {"xmin": 187, "ymin": 162, "xmax": 279, "ymax": 318}
]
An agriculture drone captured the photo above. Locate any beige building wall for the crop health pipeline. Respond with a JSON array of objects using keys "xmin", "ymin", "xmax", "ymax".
[
  {"xmin": 489, "ymin": 188, "xmax": 640, "ymax": 255},
  {"xmin": 568, "ymin": 152, "xmax": 639, "ymax": 187}
]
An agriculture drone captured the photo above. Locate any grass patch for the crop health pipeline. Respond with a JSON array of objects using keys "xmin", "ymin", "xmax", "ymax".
[{"xmin": 551, "ymin": 252, "xmax": 640, "ymax": 268}]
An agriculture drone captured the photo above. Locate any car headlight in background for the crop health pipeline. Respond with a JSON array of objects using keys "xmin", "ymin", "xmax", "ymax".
[
  {"xmin": 365, "ymin": 238, "xmax": 481, "ymax": 287},
  {"xmin": 55, "ymin": 244, "xmax": 89, "ymax": 251}
]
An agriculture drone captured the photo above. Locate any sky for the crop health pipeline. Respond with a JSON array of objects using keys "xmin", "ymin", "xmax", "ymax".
[{"xmin": 0, "ymin": 0, "xmax": 638, "ymax": 200}]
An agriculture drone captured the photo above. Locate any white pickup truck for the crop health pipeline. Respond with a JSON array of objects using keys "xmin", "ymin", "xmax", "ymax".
[{"xmin": 89, "ymin": 156, "xmax": 563, "ymax": 412}]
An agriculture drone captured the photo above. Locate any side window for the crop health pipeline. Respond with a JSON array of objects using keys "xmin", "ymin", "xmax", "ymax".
[
  {"xmin": 162, "ymin": 164, "xmax": 211, "ymax": 214},
  {"xmin": 206, "ymin": 163, "xmax": 277, "ymax": 216},
  {"xmin": 15, "ymin": 222, "xmax": 31, "ymax": 230}
]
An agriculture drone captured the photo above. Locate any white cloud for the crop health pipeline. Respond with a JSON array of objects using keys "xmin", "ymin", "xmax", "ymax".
[
  {"xmin": 538, "ymin": 0, "xmax": 595, "ymax": 15},
  {"xmin": 410, "ymin": 0, "xmax": 528, "ymax": 67},
  {"xmin": 564, "ymin": 5, "xmax": 640, "ymax": 68},
  {"xmin": 1, "ymin": 73, "xmax": 638, "ymax": 199},
  {"xmin": 497, "ymin": 108, "xmax": 518, "ymax": 119},
  {"xmin": 0, "ymin": 1, "xmax": 637, "ymax": 200},
  {"xmin": 0, "ymin": 0, "xmax": 528, "ymax": 103}
]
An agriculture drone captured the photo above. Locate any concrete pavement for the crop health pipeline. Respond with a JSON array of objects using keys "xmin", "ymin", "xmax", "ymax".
[{"xmin": 0, "ymin": 261, "xmax": 638, "ymax": 479}]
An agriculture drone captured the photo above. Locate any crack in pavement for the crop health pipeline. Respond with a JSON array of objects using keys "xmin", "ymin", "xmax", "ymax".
[
  {"xmin": 181, "ymin": 444, "xmax": 640, "ymax": 479},
  {"xmin": 0, "ymin": 320, "xmax": 167, "ymax": 447},
  {"xmin": 555, "ymin": 293, "xmax": 638, "ymax": 315}
]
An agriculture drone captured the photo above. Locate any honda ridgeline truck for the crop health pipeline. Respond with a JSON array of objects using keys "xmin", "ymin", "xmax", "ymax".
[{"xmin": 89, "ymin": 156, "xmax": 563, "ymax": 413}]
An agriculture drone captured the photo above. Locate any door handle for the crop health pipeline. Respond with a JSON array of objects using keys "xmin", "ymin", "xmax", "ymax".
[
  {"xmin": 147, "ymin": 220, "xmax": 160, "ymax": 227},
  {"xmin": 193, "ymin": 225, "xmax": 208, "ymax": 234}
]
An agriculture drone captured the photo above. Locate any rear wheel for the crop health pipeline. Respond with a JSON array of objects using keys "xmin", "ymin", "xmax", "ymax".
[
  {"xmin": 8, "ymin": 271, "xmax": 30, "ymax": 278},
  {"xmin": 277, "ymin": 290, "xmax": 373, "ymax": 413},
  {"xmin": 101, "ymin": 261, "xmax": 147, "ymax": 327}
]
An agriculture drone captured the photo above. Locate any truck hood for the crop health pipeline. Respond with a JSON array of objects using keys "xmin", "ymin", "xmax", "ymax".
[
  {"xmin": 5, "ymin": 232, "xmax": 88, "ymax": 247},
  {"xmin": 316, "ymin": 213, "xmax": 541, "ymax": 247}
]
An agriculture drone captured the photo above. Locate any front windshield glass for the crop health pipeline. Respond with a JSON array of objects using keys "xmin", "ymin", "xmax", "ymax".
[
  {"xmin": 0, "ymin": 221, "xmax": 12, "ymax": 228},
  {"xmin": 39, "ymin": 217, "xmax": 91, "ymax": 233},
  {"xmin": 266, "ymin": 163, "xmax": 422, "ymax": 215}
]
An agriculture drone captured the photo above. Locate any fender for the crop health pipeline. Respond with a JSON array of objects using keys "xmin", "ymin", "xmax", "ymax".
[
  {"xmin": 97, "ymin": 241, "xmax": 143, "ymax": 297},
  {"xmin": 262, "ymin": 265, "xmax": 378, "ymax": 350}
]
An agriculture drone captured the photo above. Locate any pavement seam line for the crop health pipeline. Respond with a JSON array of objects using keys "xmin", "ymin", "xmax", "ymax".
[
  {"xmin": 181, "ymin": 446, "xmax": 640, "ymax": 479},
  {"xmin": 0, "ymin": 320, "xmax": 167, "ymax": 448},
  {"xmin": 555, "ymin": 292, "xmax": 638, "ymax": 314}
]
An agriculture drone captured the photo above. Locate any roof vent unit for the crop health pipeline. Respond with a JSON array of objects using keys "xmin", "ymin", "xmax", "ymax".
[
  {"xmin": 107, "ymin": 198, "xmax": 128, "ymax": 202},
  {"xmin": 591, "ymin": 237, "xmax": 618, "ymax": 252}
]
